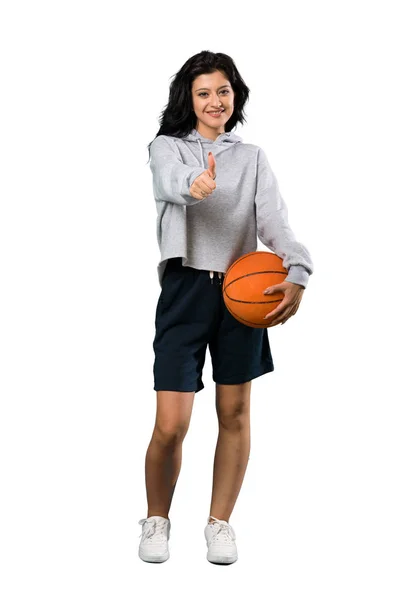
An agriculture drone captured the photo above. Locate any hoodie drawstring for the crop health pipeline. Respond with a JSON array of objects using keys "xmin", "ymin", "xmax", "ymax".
[
  {"xmin": 209, "ymin": 271, "xmax": 223, "ymax": 285},
  {"xmin": 196, "ymin": 139, "xmax": 223, "ymax": 285},
  {"xmin": 197, "ymin": 139, "xmax": 204, "ymax": 168}
]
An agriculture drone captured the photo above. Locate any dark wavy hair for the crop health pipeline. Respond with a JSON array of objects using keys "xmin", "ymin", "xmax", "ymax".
[{"xmin": 146, "ymin": 50, "xmax": 250, "ymax": 163}]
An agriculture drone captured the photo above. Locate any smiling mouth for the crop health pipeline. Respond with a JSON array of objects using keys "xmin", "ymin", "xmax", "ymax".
[{"xmin": 207, "ymin": 110, "xmax": 224, "ymax": 116}]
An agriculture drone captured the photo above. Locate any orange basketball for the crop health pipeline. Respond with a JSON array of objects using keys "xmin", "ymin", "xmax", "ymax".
[{"xmin": 222, "ymin": 251, "xmax": 288, "ymax": 328}]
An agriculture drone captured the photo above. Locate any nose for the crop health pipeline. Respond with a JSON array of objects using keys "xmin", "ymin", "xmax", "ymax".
[{"xmin": 210, "ymin": 95, "xmax": 222, "ymax": 108}]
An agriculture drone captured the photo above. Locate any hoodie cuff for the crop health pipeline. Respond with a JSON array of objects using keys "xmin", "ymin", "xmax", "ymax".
[
  {"xmin": 284, "ymin": 265, "xmax": 310, "ymax": 289},
  {"xmin": 180, "ymin": 167, "xmax": 207, "ymax": 204}
]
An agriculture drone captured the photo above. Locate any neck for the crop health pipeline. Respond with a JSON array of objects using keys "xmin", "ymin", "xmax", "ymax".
[{"xmin": 195, "ymin": 122, "xmax": 224, "ymax": 141}]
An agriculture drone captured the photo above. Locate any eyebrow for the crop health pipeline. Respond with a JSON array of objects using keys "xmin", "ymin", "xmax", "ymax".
[{"xmin": 194, "ymin": 85, "xmax": 231, "ymax": 92}]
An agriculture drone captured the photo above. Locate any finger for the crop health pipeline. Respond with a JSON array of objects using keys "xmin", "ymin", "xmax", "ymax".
[
  {"xmin": 281, "ymin": 308, "xmax": 296, "ymax": 325},
  {"xmin": 191, "ymin": 185, "xmax": 209, "ymax": 200},
  {"xmin": 194, "ymin": 187, "xmax": 213, "ymax": 200},
  {"xmin": 263, "ymin": 301, "xmax": 289, "ymax": 321},
  {"xmin": 196, "ymin": 188, "xmax": 213, "ymax": 201},
  {"xmin": 193, "ymin": 186, "xmax": 211, "ymax": 199},
  {"xmin": 197, "ymin": 175, "xmax": 216, "ymax": 194},
  {"xmin": 280, "ymin": 303, "xmax": 299, "ymax": 323},
  {"xmin": 263, "ymin": 287, "xmax": 281, "ymax": 295},
  {"xmin": 208, "ymin": 151, "xmax": 216, "ymax": 179},
  {"xmin": 267, "ymin": 307, "xmax": 293, "ymax": 327},
  {"xmin": 205, "ymin": 172, "xmax": 217, "ymax": 189},
  {"xmin": 288, "ymin": 303, "xmax": 300, "ymax": 317}
]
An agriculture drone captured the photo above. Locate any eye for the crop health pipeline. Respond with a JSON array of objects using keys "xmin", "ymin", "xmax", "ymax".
[{"xmin": 198, "ymin": 90, "xmax": 230, "ymax": 97}]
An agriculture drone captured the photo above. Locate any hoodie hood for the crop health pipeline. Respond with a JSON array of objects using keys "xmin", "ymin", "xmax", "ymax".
[{"xmin": 183, "ymin": 128, "xmax": 242, "ymax": 168}]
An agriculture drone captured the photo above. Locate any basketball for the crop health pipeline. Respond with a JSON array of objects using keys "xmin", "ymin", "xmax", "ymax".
[{"xmin": 222, "ymin": 251, "xmax": 288, "ymax": 328}]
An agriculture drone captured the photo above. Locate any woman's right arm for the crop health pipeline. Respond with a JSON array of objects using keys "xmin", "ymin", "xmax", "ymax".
[{"xmin": 149, "ymin": 135, "xmax": 206, "ymax": 205}]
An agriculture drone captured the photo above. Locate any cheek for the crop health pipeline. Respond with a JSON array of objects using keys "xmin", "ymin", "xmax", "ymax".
[{"xmin": 193, "ymin": 100, "xmax": 206, "ymax": 113}]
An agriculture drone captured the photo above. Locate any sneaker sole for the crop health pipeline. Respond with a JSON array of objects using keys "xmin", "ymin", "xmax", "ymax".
[
  {"xmin": 139, "ymin": 548, "xmax": 170, "ymax": 563},
  {"xmin": 207, "ymin": 552, "xmax": 238, "ymax": 564}
]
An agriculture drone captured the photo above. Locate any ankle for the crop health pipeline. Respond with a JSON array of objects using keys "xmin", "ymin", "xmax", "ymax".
[{"xmin": 208, "ymin": 515, "xmax": 229, "ymax": 524}]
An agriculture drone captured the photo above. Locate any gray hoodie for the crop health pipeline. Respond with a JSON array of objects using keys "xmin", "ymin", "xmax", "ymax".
[{"xmin": 149, "ymin": 127, "xmax": 314, "ymax": 288}]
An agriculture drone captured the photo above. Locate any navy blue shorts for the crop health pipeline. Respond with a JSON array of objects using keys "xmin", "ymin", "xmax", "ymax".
[{"xmin": 153, "ymin": 258, "xmax": 274, "ymax": 393}]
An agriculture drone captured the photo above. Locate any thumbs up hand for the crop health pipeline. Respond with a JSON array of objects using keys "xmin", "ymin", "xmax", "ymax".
[{"xmin": 189, "ymin": 151, "xmax": 217, "ymax": 201}]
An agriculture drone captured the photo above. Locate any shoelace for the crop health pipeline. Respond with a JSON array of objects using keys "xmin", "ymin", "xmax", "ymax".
[
  {"xmin": 138, "ymin": 518, "xmax": 168, "ymax": 543},
  {"xmin": 207, "ymin": 516, "xmax": 236, "ymax": 543}
]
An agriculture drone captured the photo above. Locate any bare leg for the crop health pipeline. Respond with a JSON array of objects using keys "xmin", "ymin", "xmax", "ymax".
[
  {"xmin": 208, "ymin": 381, "xmax": 251, "ymax": 523},
  {"xmin": 145, "ymin": 390, "xmax": 195, "ymax": 519}
]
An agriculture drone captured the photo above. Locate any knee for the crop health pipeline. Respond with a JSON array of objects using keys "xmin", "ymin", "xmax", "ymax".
[
  {"xmin": 153, "ymin": 420, "xmax": 189, "ymax": 446},
  {"xmin": 217, "ymin": 410, "xmax": 249, "ymax": 432}
]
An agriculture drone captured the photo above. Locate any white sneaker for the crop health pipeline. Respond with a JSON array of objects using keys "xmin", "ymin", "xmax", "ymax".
[
  {"xmin": 138, "ymin": 516, "xmax": 171, "ymax": 563},
  {"xmin": 204, "ymin": 516, "xmax": 238, "ymax": 564}
]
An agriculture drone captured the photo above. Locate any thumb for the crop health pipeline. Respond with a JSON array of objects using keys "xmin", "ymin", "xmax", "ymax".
[
  {"xmin": 207, "ymin": 151, "xmax": 216, "ymax": 179},
  {"xmin": 264, "ymin": 284, "xmax": 281, "ymax": 295}
]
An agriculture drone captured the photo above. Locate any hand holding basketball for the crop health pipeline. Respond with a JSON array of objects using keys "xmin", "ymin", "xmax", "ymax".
[
  {"xmin": 223, "ymin": 251, "xmax": 306, "ymax": 328},
  {"xmin": 190, "ymin": 151, "xmax": 217, "ymax": 200},
  {"xmin": 263, "ymin": 281, "xmax": 305, "ymax": 326}
]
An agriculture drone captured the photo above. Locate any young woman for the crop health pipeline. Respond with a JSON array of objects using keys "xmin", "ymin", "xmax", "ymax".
[{"xmin": 138, "ymin": 51, "xmax": 314, "ymax": 564}]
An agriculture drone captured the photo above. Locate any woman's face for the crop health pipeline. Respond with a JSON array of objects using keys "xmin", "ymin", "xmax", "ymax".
[{"xmin": 191, "ymin": 70, "xmax": 234, "ymax": 139}]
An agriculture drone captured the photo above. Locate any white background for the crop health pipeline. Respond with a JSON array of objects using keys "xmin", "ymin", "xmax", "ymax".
[{"xmin": 1, "ymin": 0, "xmax": 399, "ymax": 598}]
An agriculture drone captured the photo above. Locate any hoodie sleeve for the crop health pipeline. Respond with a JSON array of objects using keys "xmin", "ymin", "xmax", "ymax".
[
  {"xmin": 149, "ymin": 135, "xmax": 206, "ymax": 206},
  {"xmin": 255, "ymin": 147, "xmax": 314, "ymax": 289}
]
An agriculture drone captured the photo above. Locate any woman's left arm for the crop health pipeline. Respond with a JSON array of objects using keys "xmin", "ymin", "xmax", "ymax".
[{"xmin": 254, "ymin": 147, "xmax": 314, "ymax": 326}]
